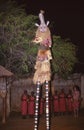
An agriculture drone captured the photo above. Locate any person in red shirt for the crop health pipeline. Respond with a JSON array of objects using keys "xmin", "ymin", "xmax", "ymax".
[
  {"xmin": 28, "ymin": 91, "xmax": 35, "ymax": 118},
  {"xmin": 21, "ymin": 90, "xmax": 28, "ymax": 119},
  {"xmin": 67, "ymin": 89, "xmax": 73, "ymax": 114},
  {"xmin": 53, "ymin": 90, "xmax": 59, "ymax": 116},
  {"xmin": 59, "ymin": 89, "xmax": 66, "ymax": 115},
  {"xmin": 72, "ymin": 85, "xmax": 81, "ymax": 118}
]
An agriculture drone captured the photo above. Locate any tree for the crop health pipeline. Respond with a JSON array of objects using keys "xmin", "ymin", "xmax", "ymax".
[
  {"xmin": 0, "ymin": 0, "xmax": 77, "ymax": 78},
  {"xmin": 0, "ymin": 0, "xmax": 38, "ymax": 76},
  {"xmin": 51, "ymin": 36, "xmax": 77, "ymax": 78}
]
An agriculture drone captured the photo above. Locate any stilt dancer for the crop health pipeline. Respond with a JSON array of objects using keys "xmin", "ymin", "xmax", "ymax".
[{"xmin": 33, "ymin": 10, "xmax": 52, "ymax": 130}]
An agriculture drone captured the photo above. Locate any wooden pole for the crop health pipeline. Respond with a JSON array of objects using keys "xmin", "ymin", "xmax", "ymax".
[
  {"xmin": 34, "ymin": 81, "xmax": 41, "ymax": 130},
  {"xmin": 2, "ymin": 97, "xmax": 6, "ymax": 123},
  {"xmin": 45, "ymin": 80, "xmax": 50, "ymax": 130},
  {"xmin": 2, "ymin": 77, "xmax": 7, "ymax": 124}
]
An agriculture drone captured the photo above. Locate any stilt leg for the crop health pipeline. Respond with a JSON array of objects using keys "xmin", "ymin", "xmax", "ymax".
[
  {"xmin": 45, "ymin": 81, "xmax": 50, "ymax": 130},
  {"xmin": 34, "ymin": 81, "xmax": 40, "ymax": 130}
]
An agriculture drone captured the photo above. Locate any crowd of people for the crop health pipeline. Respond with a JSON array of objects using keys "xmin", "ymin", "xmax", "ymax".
[{"xmin": 21, "ymin": 85, "xmax": 81, "ymax": 119}]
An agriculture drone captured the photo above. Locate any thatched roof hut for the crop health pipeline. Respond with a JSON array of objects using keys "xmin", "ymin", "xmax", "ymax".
[
  {"xmin": 0, "ymin": 65, "xmax": 13, "ymax": 124},
  {"xmin": 0, "ymin": 65, "xmax": 13, "ymax": 77}
]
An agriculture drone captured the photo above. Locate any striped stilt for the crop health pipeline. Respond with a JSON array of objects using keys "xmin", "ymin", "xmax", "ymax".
[
  {"xmin": 34, "ymin": 81, "xmax": 40, "ymax": 130},
  {"xmin": 45, "ymin": 80, "xmax": 50, "ymax": 130}
]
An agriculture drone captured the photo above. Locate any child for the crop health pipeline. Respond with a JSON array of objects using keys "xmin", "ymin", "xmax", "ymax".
[
  {"xmin": 72, "ymin": 85, "xmax": 81, "ymax": 118},
  {"xmin": 28, "ymin": 91, "xmax": 35, "ymax": 118},
  {"xmin": 21, "ymin": 90, "xmax": 28, "ymax": 119},
  {"xmin": 67, "ymin": 89, "xmax": 73, "ymax": 114},
  {"xmin": 59, "ymin": 89, "xmax": 66, "ymax": 115},
  {"xmin": 53, "ymin": 90, "xmax": 59, "ymax": 116}
]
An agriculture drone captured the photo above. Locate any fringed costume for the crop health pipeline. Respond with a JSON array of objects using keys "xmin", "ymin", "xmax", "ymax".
[{"xmin": 32, "ymin": 10, "xmax": 52, "ymax": 130}]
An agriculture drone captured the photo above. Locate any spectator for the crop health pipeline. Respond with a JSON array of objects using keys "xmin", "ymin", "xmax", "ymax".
[
  {"xmin": 72, "ymin": 85, "xmax": 81, "ymax": 118},
  {"xmin": 59, "ymin": 89, "xmax": 66, "ymax": 115},
  {"xmin": 53, "ymin": 90, "xmax": 59, "ymax": 116},
  {"xmin": 66, "ymin": 89, "xmax": 73, "ymax": 114},
  {"xmin": 28, "ymin": 91, "xmax": 35, "ymax": 118},
  {"xmin": 21, "ymin": 90, "xmax": 28, "ymax": 119}
]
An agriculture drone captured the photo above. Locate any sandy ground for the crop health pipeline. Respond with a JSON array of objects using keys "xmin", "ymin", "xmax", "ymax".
[{"xmin": 0, "ymin": 110, "xmax": 84, "ymax": 130}]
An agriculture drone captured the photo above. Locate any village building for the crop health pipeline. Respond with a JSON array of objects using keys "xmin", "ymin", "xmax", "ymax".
[{"xmin": 0, "ymin": 65, "xmax": 84, "ymax": 123}]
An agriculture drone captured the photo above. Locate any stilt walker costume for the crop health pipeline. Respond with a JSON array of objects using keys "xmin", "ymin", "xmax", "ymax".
[{"xmin": 32, "ymin": 10, "xmax": 52, "ymax": 130}]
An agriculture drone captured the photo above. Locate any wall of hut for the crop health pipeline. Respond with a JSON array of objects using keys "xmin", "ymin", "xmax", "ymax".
[
  {"xmin": 0, "ymin": 81, "xmax": 11, "ymax": 118},
  {"xmin": 0, "ymin": 73, "xmax": 84, "ymax": 117},
  {"xmin": 10, "ymin": 77, "xmax": 36, "ymax": 112}
]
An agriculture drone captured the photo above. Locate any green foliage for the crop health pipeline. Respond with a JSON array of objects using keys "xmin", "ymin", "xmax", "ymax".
[
  {"xmin": 0, "ymin": 0, "xmax": 77, "ymax": 78},
  {"xmin": 0, "ymin": 0, "xmax": 38, "ymax": 76},
  {"xmin": 52, "ymin": 36, "xmax": 77, "ymax": 78}
]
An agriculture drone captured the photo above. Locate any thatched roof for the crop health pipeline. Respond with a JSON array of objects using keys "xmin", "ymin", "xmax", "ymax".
[{"xmin": 0, "ymin": 65, "xmax": 13, "ymax": 77}]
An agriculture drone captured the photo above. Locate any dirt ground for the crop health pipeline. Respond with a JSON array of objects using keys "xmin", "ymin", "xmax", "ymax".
[{"xmin": 0, "ymin": 109, "xmax": 84, "ymax": 130}]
